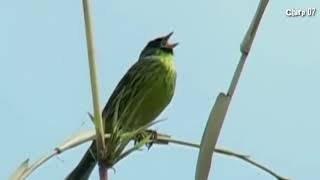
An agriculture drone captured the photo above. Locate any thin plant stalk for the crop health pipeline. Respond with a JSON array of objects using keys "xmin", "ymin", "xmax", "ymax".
[
  {"xmin": 82, "ymin": 0, "xmax": 107, "ymax": 179},
  {"xmin": 195, "ymin": 1, "xmax": 269, "ymax": 180}
]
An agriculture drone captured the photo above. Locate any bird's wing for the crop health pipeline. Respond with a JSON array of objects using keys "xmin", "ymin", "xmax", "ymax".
[{"xmin": 102, "ymin": 59, "xmax": 158, "ymax": 130}]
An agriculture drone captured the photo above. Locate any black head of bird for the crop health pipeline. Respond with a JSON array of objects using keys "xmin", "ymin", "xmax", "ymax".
[{"xmin": 139, "ymin": 32, "xmax": 178, "ymax": 58}]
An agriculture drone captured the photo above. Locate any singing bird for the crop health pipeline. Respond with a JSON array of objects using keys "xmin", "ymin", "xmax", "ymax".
[{"xmin": 66, "ymin": 32, "xmax": 178, "ymax": 179}]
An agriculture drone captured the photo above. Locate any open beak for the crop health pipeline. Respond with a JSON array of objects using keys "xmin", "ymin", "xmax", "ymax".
[{"xmin": 163, "ymin": 32, "xmax": 178, "ymax": 48}]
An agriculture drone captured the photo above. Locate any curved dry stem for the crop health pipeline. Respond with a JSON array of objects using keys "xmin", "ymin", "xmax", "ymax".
[
  {"xmin": 11, "ymin": 130, "xmax": 289, "ymax": 180},
  {"xmin": 154, "ymin": 133, "xmax": 289, "ymax": 180}
]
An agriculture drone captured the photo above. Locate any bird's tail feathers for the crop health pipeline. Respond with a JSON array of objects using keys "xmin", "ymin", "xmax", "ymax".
[{"xmin": 65, "ymin": 142, "xmax": 97, "ymax": 180}]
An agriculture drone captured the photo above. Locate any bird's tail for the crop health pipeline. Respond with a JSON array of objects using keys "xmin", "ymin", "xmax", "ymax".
[{"xmin": 65, "ymin": 142, "xmax": 97, "ymax": 180}]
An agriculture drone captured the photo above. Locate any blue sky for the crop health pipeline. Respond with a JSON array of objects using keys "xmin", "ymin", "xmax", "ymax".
[{"xmin": 1, "ymin": 1, "xmax": 319, "ymax": 179}]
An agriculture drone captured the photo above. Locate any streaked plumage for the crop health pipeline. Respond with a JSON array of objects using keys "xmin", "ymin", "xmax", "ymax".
[{"xmin": 66, "ymin": 32, "xmax": 177, "ymax": 180}]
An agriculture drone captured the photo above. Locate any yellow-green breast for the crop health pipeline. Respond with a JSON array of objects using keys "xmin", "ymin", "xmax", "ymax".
[
  {"xmin": 130, "ymin": 55, "xmax": 176, "ymax": 128},
  {"xmin": 103, "ymin": 54, "xmax": 176, "ymax": 132}
]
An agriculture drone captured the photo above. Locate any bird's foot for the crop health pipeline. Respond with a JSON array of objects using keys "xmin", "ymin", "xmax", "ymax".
[{"xmin": 134, "ymin": 130, "xmax": 158, "ymax": 149}]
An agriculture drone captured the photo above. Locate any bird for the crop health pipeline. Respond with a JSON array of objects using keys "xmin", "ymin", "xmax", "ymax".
[{"xmin": 66, "ymin": 32, "xmax": 178, "ymax": 180}]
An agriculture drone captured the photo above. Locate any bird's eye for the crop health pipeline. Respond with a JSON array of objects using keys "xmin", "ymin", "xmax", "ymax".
[{"xmin": 160, "ymin": 39, "xmax": 167, "ymax": 47}]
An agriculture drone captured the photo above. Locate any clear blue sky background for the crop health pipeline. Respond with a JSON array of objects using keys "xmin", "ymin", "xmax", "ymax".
[{"xmin": 1, "ymin": 1, "xmax": 319, "ymax": 179}]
